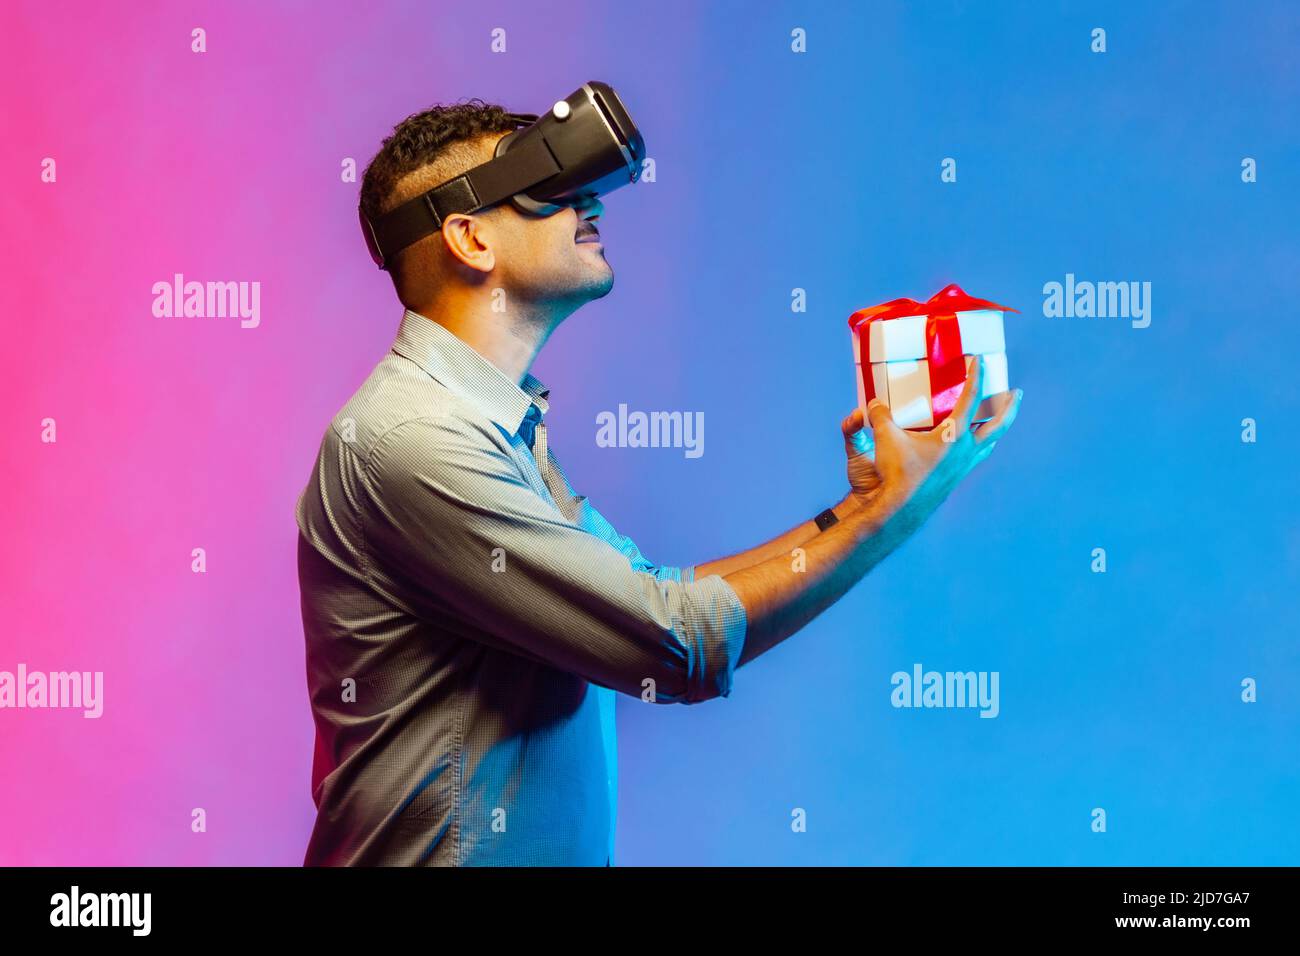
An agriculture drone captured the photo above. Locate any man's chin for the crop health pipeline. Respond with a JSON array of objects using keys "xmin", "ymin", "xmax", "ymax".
[
  {"xmin": 578, "ymin": 259, "xmax": 615, "ymax": 301},
  {"xmin": 545, "ymin": 255, "xmax": 613, "ymax": 307},
  {"xmin": 588, "ymin": 269, "xmax": 614, "ymax": 300}
]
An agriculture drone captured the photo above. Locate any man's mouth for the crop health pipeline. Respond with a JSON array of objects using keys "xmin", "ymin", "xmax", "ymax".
[{"xmin": 575, "ymin": 223, "xmax": 601, "ymax": 245}]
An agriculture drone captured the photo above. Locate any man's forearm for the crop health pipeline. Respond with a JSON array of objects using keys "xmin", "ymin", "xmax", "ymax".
[
  {"xmin": 725, "ymin": 496, "xmax": 921, "ymax": 666},
  {"xmin": 693, "ymin": 493, "xmax": 861, "ymax": 579}
]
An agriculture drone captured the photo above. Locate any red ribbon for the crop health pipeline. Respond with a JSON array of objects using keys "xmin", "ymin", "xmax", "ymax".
[{"xmin": 849, "ymin": 284, "xmax": 1017, "ymax": 425}]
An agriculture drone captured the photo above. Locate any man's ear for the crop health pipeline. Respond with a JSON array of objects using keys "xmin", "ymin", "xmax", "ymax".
[{"xmin": 440, "ymin": 213, "xmax": 495, "ymax": 274}]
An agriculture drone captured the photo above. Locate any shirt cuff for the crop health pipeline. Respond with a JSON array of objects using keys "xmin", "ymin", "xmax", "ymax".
[{"xmin": 680, "ymin": 573, "xmax": 748, "ymax": 702}]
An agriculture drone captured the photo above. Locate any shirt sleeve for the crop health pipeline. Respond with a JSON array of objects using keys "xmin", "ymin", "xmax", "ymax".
[
  {"xmin": 358, "ymin": 415, "xmax": 747, "ymax": 704},
  {"xmin": 547, "ymin": 463, "xmax": 693, "ymax": 584}
]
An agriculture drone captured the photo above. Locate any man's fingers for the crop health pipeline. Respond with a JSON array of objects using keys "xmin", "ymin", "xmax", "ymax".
[
  {"xmin": 947, "ymin": 355, "xmax": 986, "ymax": 433},
  {"xmin": 973, "ymin": 388, "xmax": 1022, "ymax": 445}
]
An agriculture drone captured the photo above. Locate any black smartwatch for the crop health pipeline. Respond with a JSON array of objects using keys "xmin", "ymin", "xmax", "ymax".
[{"xmin": 814, "ymin": 507, "xmax": 839, "ymax": 532}]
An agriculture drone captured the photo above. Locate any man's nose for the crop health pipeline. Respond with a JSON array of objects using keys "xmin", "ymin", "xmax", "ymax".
[{"xmin": 575, "ymin": 198, "xmax": 604, "ymax": 221}]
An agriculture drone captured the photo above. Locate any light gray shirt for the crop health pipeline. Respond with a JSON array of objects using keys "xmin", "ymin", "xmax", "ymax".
[{"xmin": 295, "ymin": 309, "xmax": 748, "ymax": 866}]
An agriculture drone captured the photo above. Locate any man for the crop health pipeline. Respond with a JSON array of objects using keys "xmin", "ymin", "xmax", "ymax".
[{"xmin": 295, "ymin": 98, "xmax": 1021, "ymax": 866}]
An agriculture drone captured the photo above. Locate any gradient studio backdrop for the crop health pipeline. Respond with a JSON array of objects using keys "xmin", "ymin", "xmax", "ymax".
[{"xmin": 2, "ymin": 0, "xmax": 1297, "ymax": 866}]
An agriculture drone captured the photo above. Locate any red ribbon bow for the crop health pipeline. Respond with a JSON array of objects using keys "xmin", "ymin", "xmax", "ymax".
[{"xmin": 849, "ymin": 284, "xmax": 1017, "ymax": 426}]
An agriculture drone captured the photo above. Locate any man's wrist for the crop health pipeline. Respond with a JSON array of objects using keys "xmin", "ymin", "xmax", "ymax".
[
  {"xmin": 839, "ymin": 488, "xmax": 905, "ymax": 540},
  {"xmin": 834, "ymin": 492, "xmax": 860, "ymax": 518},
  {"xmin": 814, "ymin": 493, "xmax": 867, "ymax": 532},
  {"xmin": 814, "ymin": 507, "xmax": 840, "ymax": 532}
]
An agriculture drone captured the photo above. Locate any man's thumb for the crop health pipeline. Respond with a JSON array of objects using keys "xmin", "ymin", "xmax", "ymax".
[{"xmin": 865, "ymin": 399, "xmax": 896, "ymax": 432}]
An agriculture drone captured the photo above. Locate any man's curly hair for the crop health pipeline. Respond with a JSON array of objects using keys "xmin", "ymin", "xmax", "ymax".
[{"xmin": 359, "ymin": 100, "xmax": 520, "ymax": 222}]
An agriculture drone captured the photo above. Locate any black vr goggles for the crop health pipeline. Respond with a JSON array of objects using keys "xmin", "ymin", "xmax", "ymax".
[{"xmin": 360, "ymin": 81, "xmax": 646, "ymax": 270}]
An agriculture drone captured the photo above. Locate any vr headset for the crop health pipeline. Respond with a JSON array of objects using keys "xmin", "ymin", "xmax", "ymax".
[{"xmin": 360, "ymin": 81, "xmax": 645, "ymax": 270}]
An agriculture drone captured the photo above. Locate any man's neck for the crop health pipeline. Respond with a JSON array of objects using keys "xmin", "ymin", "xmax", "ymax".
[{"xmin": 409, "ymin": 287, "xmax": 562, "ymax": 385}]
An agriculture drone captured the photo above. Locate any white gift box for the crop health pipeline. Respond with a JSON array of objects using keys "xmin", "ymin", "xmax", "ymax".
[{"xmin": 851, "ymin": 307, "xmax": 1009, "ymax": 430}]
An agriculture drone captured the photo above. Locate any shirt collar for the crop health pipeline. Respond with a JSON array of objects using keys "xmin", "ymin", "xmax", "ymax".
[{"xmin": 391, "ymin": 309, "xmax": 550, "ymax": 436}]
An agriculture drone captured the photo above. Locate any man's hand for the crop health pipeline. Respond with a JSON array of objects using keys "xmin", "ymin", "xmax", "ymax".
[
  {"xmin": 854, "ymin": 355, "xmax": 1022, "ymax": 533},
  {"xmin": 712, "ymin": 354, "xmax": 1022, "ymax": 667},
  {"xmin": 723, "ymin": 355, "xmax": 1020, "ymax": 666}
]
